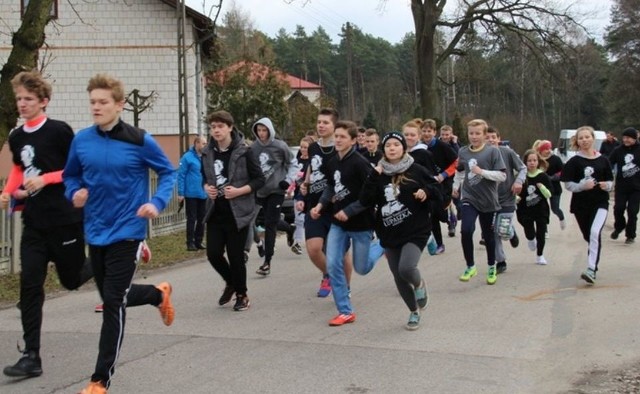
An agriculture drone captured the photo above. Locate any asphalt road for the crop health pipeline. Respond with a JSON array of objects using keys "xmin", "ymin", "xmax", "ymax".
[{"xmin": 1, "ymin": 206, "xmax": 638, "ymax": 394}]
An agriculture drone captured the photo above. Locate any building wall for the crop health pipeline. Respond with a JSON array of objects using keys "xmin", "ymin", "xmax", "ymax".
[{"xmin": 0, "ymin": 0, "xmax": 204, "ymax": 136}]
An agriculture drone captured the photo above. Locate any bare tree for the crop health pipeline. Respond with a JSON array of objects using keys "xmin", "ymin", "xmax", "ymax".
[
  {"xmin": 0, "ymin": 0, "xmax": 55, "ymax": 146},
  {"xmin": 408, "ymin": 0, "xmax": 586, "ymax": 117}
]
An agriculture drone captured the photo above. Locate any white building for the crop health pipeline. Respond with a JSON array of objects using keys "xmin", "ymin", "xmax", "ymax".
[{"xmin": 0, "ymin": 0, "xmax": 213, "ymax": 165}]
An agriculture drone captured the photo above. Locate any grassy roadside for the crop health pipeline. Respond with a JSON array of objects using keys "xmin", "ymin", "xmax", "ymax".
[{"xmin": 0, "ymin": 231, "xmax": 205, "ymax": 306}]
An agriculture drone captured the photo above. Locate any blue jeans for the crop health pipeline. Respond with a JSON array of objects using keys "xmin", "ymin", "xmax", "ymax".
[{"xmin": 326, "ymin": 224, "xmax": 382, "ymax": 314}]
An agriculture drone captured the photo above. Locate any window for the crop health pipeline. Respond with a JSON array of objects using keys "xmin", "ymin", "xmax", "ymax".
[{"xmin": 21, "ymin": 0, "xmax": 58, "ymax": 19}]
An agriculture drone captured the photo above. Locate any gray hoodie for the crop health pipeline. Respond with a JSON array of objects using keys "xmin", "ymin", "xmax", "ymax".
[{"xmin": 251, "ymin": 117, "xmax": 299, "ymax": 198}]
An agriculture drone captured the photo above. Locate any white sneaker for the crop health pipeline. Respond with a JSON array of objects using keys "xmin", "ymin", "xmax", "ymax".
[
  {"xmin": 527, "ymin": 239, "xmax": 537, "ymax": 251},
  {"xmin": 536, "ymin": 255, "xmax": 548, "ymax": 265},
  {"xmin": 560, "ymin": 219, "xmax": 567, "ymax": 230}
]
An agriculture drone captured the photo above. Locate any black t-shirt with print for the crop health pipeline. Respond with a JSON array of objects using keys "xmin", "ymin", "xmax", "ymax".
[
  {"xmin": 561, "ymin": 154, "xmax": 613, "ymax": 213},
  {"xmin": 212, "ymin": 148, "xmax": 232, "ymax": 221},
  {"xmin": 305, "ymin": 142, "xmax": 337, "ymax": 212},
  {"xmin": 8, "ymin": 119, "xmax": 82, "ymax": 229},
  {"xmin": 609, "ymin": 143, "xmax": 640, "ymax": 192},
  {"xmin": 517, "ymin": 171, "xmax": 551, "ymax": 221}
]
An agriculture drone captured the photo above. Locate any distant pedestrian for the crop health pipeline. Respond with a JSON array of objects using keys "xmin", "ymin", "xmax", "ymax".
[
  {"xmin": 291, "ymin": 136, "xmax": 314, "ymax": 254},
  {"xmin": 362, "ymin": 128, "xmax": 382, "ymax": 166},
  {"xmin": 439, "ymin": 124, "xmax": 460, "ymax": 153},
  {"xmin": 361, "ymin": 132, "xmax": 441, "ymax": 330},
  {"xmin": 608, "ymin": 127, "xmax": 640, "ymax": 244},
  {"xmin": 600, "ymin": 131, "xmax": 620, "ymax": 157},
  {"xmin": 561, "ymin": 126, "xmax": 613, "ymax": 285},
  {"xmin": 517, "ymin": 149, "xmax": 552, "ymax": 265},
  {"xmin": 177, "ymin": 135, "xmax": 208, "ymax": 251},
  {"xmin": 64, "ymin": 73, "xmax": 176, "ymax": 394},
  {"xmin": 453, "ymin": 119, "xmax": 506, "ymax": 285},
  {"xmin": 534, "ymin": 140, "xmax": 567, "ymax": 230},
  {"xmin": 421, "ymin": 119, "xmax": 457, "ymax": 255}
]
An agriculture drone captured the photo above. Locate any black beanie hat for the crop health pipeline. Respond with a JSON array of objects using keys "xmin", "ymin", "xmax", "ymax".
[
  {"xmin": 382, "ymin": 131, "xmax": 407, "ymax": 152},
  {"xmin": 622, "ymin": 127, "xmax": 638, "ymax": 140}
]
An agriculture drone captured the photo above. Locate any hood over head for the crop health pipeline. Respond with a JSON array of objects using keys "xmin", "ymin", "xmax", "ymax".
[{"xmin": 252, "ymin": 117, "xmax": 276, "ymax": 144}]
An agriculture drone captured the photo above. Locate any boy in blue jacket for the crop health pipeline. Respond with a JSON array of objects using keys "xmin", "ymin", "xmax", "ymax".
[{"xmin": 64, "ymin": 74, "xmax": 176, "ymax": 394}]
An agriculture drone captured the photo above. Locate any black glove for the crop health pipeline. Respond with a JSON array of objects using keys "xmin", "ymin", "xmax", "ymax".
[{"xmin": 279, "ymin": 180, "xmax": 290, "ymax": 190}]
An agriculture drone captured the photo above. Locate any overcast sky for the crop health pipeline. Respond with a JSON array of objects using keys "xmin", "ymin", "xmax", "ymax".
[{"xmin": 186, "ymin": 0, "xmax": 614, "ymax": 44}]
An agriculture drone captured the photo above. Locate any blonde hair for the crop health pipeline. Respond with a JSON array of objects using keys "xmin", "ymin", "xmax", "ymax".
[
  {"xmin": 466, "ymin": 119, "xmax": 489, "ymax": 133},
  {"xmin": 570, "ymin": 126, "xmax": 595, "ymax": 150},
  {"xmin": 87, "ymin": 73, "xmax": 125, "ymax": 102},
  {"xmin": 403, "ymin": 118, "xmax": 423, "ymax": 130}
]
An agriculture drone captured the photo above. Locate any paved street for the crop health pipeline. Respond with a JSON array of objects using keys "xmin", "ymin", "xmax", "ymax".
[{"xmin": 1, "ymin": 209, "xmax": 638, "ymax": 393}]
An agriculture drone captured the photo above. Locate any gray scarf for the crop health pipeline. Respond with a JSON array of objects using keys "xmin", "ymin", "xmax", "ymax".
[{"xmin": 379, "ymin": 154, "xmax": 414, "ymax": 176}]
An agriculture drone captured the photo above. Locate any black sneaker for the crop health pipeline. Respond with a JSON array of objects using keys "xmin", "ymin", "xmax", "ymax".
[
  {"xmin": 3, "ymin": 351, "xmax": 42, "ymax": 378},
  {"xmin": 243, "ymin": 251, "xmax": 249, "ymax": 263},
  {"xmin": 496, "ymin": 261, "xmax": 507, "ymax": 274},
  {"xmin": 286, "ymin": 225, "xmax": 295, "ymax": 247},
  {"xmin": 195, "ymin": 243, "xmax": 206, "ymax": 250},
  {"xmin": 479, "ymin": 238, "xmax": 486, "ymax": 246},
  {"xmin": 218, "ymin": 285, "xmax": 235, "ymax": 306},
  {"xmin": 256, "ymin": 263, "xmax": 270, "ymax": 276},
  {"xmin": 509, "ymin": 233, "xmax": 519, "ymax": 248},
  {"xmin": 233, "ymin": 294, "xmax": 250, "ymax": 311},
  {"xmin": 611, "ymin": 230, "xmax": 621, "ymax": 240},
  {"xmin": 625, "ymin": 237, "xmax": 635, "ymax": 244},
  {"xmin": 257, "ymin": 242, "xmax": 265, "ymax": 257},
  {"xmin": 187, "ymin": 243, "xmax": 197, "ymax": 251}
]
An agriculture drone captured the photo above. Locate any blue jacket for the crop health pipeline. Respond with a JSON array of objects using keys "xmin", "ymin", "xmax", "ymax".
[
  {"xmin": 63, "ymin": 120, "xmax": 176, "ymax": 246},
  {"xmin": 177, "ymin": 146, "xmax": 207, "ymax": 199}
]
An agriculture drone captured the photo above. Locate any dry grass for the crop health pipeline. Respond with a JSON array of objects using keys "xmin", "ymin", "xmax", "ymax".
[{"xmin": 0, "ymin": 231, "xmax": 204, "ymax": 306}]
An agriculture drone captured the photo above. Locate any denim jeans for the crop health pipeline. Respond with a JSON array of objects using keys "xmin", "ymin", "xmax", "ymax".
[{"xmin": 326, "ymin": 224, "xmax": 381, "ymax": 314}]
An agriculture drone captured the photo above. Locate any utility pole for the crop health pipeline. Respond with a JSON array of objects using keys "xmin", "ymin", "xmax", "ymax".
[
  {"xmin": 177, "ymin": 0, "xmax": 190, "ymax": 154},
  {"xmin": 345, "ymin": 22, "xmax": 355, "ymax": 120}
]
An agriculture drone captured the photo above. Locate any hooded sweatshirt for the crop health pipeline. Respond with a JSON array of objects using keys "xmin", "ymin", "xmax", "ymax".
[{"xmin": 251, "ymin": 117, "xmax": 298, "ymax": 198}]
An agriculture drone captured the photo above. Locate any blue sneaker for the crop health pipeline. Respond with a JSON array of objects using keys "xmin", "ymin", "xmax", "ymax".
[
  {"xmin": 317, "ymin": 276, "xmax": 331, "ymax": 297},
  {"xmin": 414, "ymin": 280, "xmax": 428, "ymax": 310},
  {"xmin": 405, "ymin": 311, "xmax": 421, "ymax": 331}
]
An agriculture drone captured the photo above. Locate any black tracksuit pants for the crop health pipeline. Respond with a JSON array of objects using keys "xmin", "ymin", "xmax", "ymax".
[
  {"xmin": 20, "ymin": 223, "xmax": 91, "ymax": 353},
  {"xmin": 89, "ymin": 240, "xmax": 161, "ymax": 388}
]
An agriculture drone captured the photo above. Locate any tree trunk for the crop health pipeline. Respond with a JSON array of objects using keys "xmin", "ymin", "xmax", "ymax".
[
  {"xmin": 0, "ymin": 0, "xmax": 53, "ymax": 146},
  {"xmin": 411, "ymin": 0, "xmax": 440, "ymax": 118}
]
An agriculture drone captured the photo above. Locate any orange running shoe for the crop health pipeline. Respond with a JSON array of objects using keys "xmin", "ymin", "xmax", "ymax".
[
  {"xmin": 328, "ymin": 313, "xmax": 356, "ymax": 326},
  {"xmin": 78, "ymin": 381, "xmax": 107, "ymax": 394},
  {"xmin": 155, "ymin": 282, "xmax": 174, "ymax": 326}
]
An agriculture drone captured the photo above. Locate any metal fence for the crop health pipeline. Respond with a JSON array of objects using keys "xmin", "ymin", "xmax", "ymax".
[{"xmin": 0, "ymin": 174, "xmax": 186, "ymax": 275}]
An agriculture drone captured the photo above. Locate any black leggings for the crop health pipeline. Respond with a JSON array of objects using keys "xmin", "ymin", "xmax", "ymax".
[
  {"xmin": 518, "ymin": 216, "xmax": 548, "ymax": 256},
  {"xmin": 460, "ymin": 203, "xmax": 496, "ymax": 267}
]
